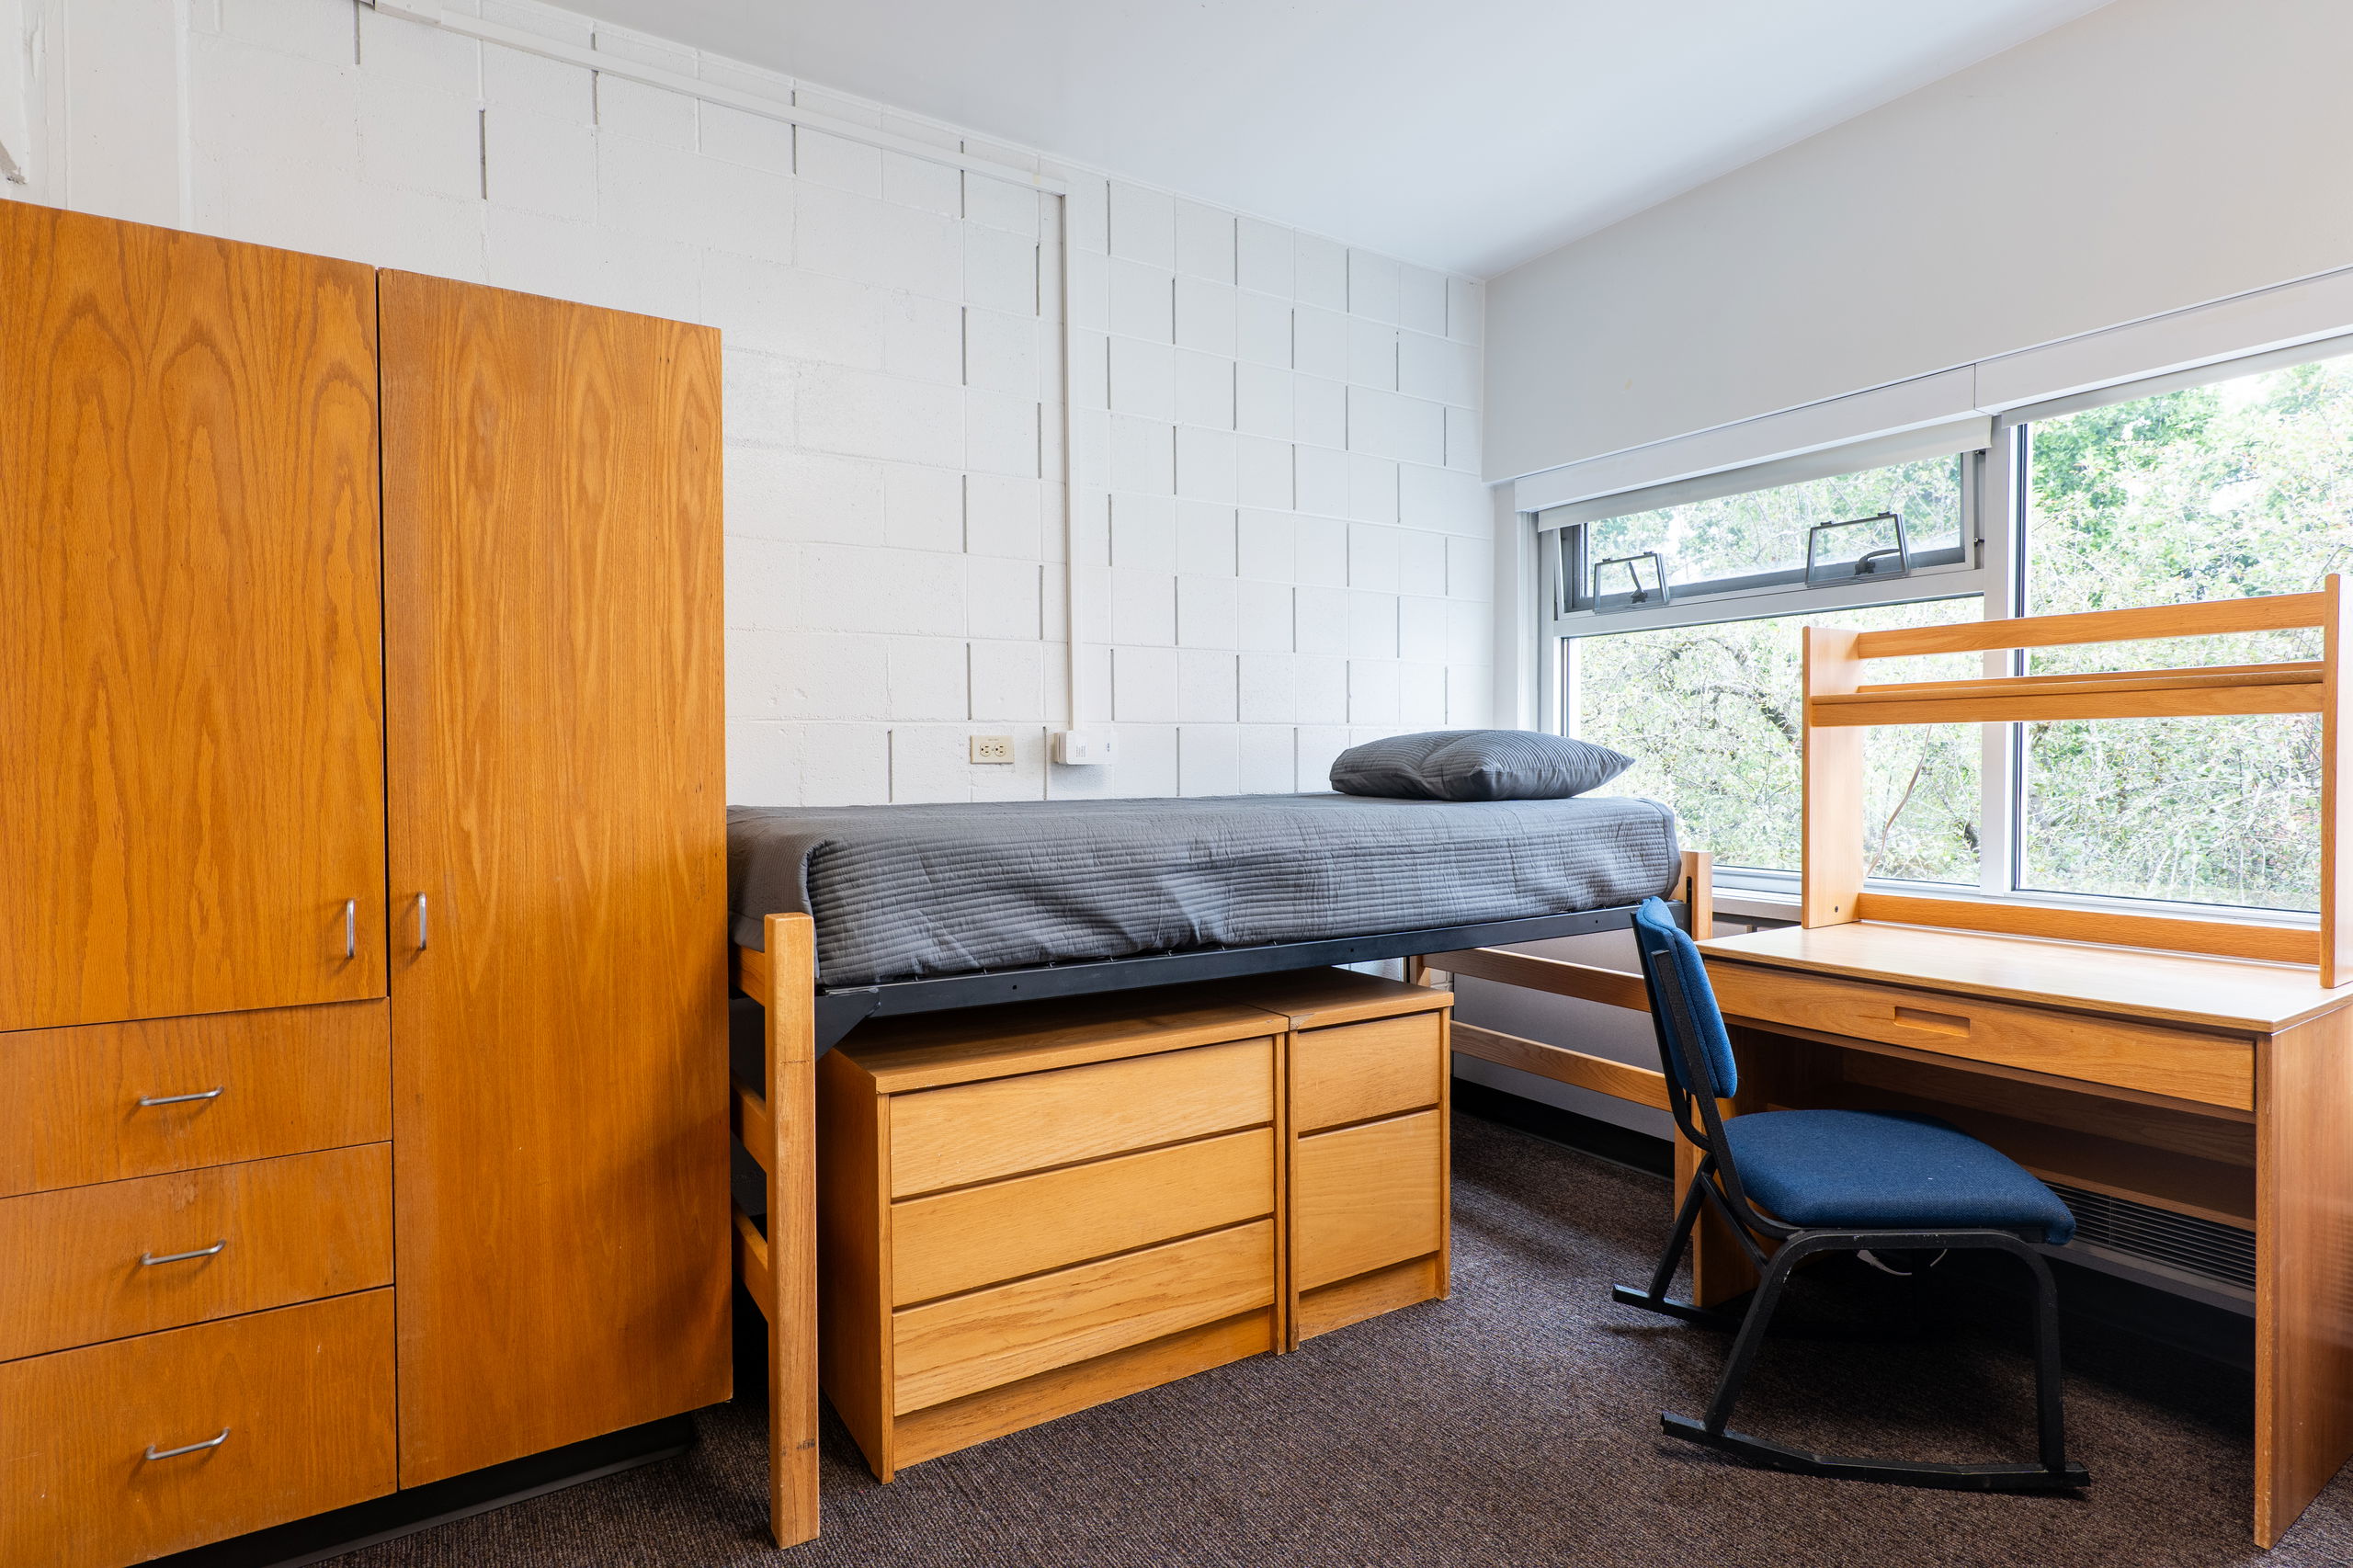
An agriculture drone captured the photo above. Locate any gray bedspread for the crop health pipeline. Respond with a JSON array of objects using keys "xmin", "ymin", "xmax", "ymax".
[{"xmin": 728, "ymin": 792, "xmax": 1679, "ymax": 985}]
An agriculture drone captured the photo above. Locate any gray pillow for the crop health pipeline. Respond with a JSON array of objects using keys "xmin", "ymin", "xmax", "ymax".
[{"xmin": 1328, "ymin": 729, "xmax": 1634, "ymax": 801}]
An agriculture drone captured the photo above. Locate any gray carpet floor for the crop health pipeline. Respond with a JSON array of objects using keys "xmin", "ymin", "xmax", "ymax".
[{"xmin": 334, "ymin": 1112, "xmax": 2353, "ymax": 1567}]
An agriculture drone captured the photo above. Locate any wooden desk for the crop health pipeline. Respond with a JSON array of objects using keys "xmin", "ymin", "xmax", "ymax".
[{"xmin": 1697, "ymin": 919, "xmax": 2353, "ymax": 1549}]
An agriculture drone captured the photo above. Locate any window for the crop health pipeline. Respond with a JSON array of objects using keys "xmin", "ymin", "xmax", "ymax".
[
  {"xmin": 2013, "ymin": 351, "xmax": 2353, "ymax": 913},
  {"xmin": 1541, "ymin": 338, "xmax": 2353, "ymax": 922},
  {"xmin": 1541, "ymin": 444, "xmax": 1992, "ymax": 890}
]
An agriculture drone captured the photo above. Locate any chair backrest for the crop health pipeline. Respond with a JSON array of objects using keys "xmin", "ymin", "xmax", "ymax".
[{"xmin": 1631, "ymin": 897, "xmax": 1737, "ymax": 1100}]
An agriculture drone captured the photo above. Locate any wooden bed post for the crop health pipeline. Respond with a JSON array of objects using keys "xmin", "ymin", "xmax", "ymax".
[{"xmin": 759, "ymin": 913, "xmax": 821, "ymax": 1547}]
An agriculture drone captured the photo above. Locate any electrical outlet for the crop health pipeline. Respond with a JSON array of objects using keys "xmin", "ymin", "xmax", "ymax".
[{"xmin": 969, "ymin": 733, "xmax": 1016, "ymax": 765}]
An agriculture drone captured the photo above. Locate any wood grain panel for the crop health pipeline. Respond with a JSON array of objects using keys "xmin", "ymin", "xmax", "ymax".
[
  {"xmin": 1850, "ymin": 591, "xmax": 2325, "ymax": 659},
  {"xmin": 1814, "ymin": 676, "xmax": 2324, "ymax": 727},
  {"xmin": 888, "ymin": 1038, "xmax": 1275, "ymax": 1197},
  {"xmin": 2256, "ymin": 1006, "xmax": 2353, "ymax": 1545},
  {"xmin": 0, "ymin": 1001, "xmax": 389, "ymax": 1198},
  {"xmin": 1291, "ymin": 1015, "xmax": 1442, "ymax": 1132},
  {"xmin": 1293, "ymin": 1111, "xmax": 1445, "ymax": 1291},
  {"xmin": 892, "ymin": 1310, "xmax": 1274, "ymax": 1469},
  {"xmin": 1854, "ymin": 892, "xmax": 2316, "ymax": 968},
  {"xmin": 815, "ymin": 1044, "xmax": 895, "ymax": 1481},
  {"xmin": 1427, "ymin": 948, "xmax": 1648, "ymax": 1010},
  {"xmin": 1699, "ymin": 919, "xmax": 2341, "ymax": 1035},
  {"xmin": 1801, "ymin": 626, "xmax": 1865, "ymax": 927},
  {"xmin": 1707, "ymin": 960, "xmax": 2255, "ymax": 1109},
  {"xmin": 1297, "ymin": 1253, "xmax": 1444, "ymax": 1341},
  {"xmin": 0, "ymin": 203, "xmax": 386, "ymax": 1031},
  {"xmin": 844, "ymin": 992, "xmax": 1285, "ymax": 1093},
  {"xmin": 0, "ymin": 1143, "xmax": 392, "ymax": 1360},
  {"xmin": 380, "ymin": 272, "xmax": 730, "ymax": 1485},
  {"xmin": 892, "ymin": 1128, "xmax": 1276, "ymax": 1305},
  {"xmin": 0, "ymin": 1290, "xmax": 395, "ymax": 1568},
  {"xmin": 892, "ymin": 1219, "xmax": 1274, "ymax": 1414}
]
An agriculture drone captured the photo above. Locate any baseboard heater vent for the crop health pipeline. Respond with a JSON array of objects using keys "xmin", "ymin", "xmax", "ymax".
[{"xmin": 2047, "ymin": 1182, "xmax": 2255, "ymax": 1293}]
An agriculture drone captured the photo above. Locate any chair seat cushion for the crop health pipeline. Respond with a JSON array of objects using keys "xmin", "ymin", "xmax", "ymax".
[{"xmin": 1720, "ymin": 1109, "xmax": 2076, "ymax": 1244}]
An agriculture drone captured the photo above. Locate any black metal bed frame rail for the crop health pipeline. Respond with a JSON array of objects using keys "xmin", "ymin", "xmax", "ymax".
[{"xmin": 802, "ymin": 899, "xmax": 1674, "ymax": 1052}]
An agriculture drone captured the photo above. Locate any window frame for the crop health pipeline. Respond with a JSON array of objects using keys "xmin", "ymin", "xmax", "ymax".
[{"xmin": 1539, "ymin": 334, "xmax": 2353, "ymax": 926}]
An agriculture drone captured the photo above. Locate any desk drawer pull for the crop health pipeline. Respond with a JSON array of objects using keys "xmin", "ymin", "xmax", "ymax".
[
  {"xmin": 1893, "ymin": 1006, "xmax": 1971, "ymax": 1036},
  {"xmin": 140, "ymin": 1239, "xmax": 228, "ymax": 1267},
  {"xmin": 136, "ymin": 1086, "xmax": 224, "ymax": 1108},
  {"xmin": 143, "ymin": 1427, "xmax": 231, "ymax": 1461}
]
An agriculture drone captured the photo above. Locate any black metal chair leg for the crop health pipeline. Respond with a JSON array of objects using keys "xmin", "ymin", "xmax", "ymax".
[
  {"xmin": 1701, "ymin": 1239, "xmax": 1804, "ymax": 1433},
  {"xmin": 2021, "ymin": 1245, "xmax": 2069, "ymax": 1475},
  {"xmin": 1609, "ymin": 1157, "xmax": 1746, "ymax": 1330},
  {"xmin": 1654, "ymin": 1232, "xmax": 2091, "ymax": 1494}
]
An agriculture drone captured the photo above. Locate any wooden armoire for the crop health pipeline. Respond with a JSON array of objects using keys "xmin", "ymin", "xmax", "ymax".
[{"xmin": 0, "ymin": 204, "xmax": 729, "ymax": 1568}]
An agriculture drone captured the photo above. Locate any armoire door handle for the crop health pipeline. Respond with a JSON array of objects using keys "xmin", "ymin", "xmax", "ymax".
[
  {"xmin": 343, "ymin": 898, "xmax": 357, "ymax": 960},
  {"xmin": 144, "ymin": 1428, "xmax": 231, "ymax": 1461},
  {"xmin": 415, "ymin": 892, "xmax": 429, "ymax": 951},
  {"xmin": 137, "ymin": 1086, "xmax": 224, "ymax": 1108}
]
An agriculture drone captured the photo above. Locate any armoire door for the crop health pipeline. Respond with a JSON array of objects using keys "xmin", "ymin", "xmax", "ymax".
[
  {"xmin": 378, "ymin": 272, "xmax": 730, "ymax": 1484},
  {"xmin": 0, "ymin": 204, "xmax": 387, "ymax": 1031}
]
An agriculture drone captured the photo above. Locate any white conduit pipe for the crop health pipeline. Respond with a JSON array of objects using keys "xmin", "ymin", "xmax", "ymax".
[{"xmin": 364, "ymin": 0, "xmax": 1090, "ymax": 736}]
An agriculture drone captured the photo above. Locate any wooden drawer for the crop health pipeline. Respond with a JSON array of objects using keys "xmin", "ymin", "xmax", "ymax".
[
  {"xmin": 0, "ymin": 1001, "xmax": 391, "ymax": 1198},
  {"xmin": 0, "ymin": 1144, "xmax": 392, "ymax": 1362},
  {"xmin": 0, "ymin": 1290, "xmax": 396, "ymax": 1568},
  {"xmin": 892, "ymin": 1127, "xmax": 1274, "ymax": 1305},
  {"xmin": 892, "ymin": 1219, "xmax": 1274, "ymax": 1414},
  {"xmin": 1705, "ymin": 960, "xmax": 2256, "ymax": 1110},
  {"xmin": 888, "ymin": 1037, "xmax": 1275, "ymax": 1197},
  {"xmin": 1292, "ymin": 1012, "xmax": 1443, "ymax": 1132},
  {"xmin": 1294, "ymin": 1110, "xmax": 1445, "ymax": 1291}
]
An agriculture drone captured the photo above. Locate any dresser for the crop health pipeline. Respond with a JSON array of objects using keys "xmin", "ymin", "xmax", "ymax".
[
  {"xmin": 813, "ymin": 970, "xmax": 1451, "ymax": 1480},
  {"xmin": 0, "ymin": 204, "xmax": 727, "ymax": 1567}
]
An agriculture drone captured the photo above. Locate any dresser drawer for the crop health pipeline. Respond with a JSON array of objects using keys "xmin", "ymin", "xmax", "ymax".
[
  {"xmin": 892, "ymin": 1218, "xmax": 1275, "ymax": 1414},
  {"xmin": 1294, "ymin": 1110, "xmax": 1445, "ymax": 1291},
  {"xmin": 0, "ymin": 1290, "xmax": 396, "ymax": 1568},
  {"xmin": 0, "ymin": 1001, "xmax": 391, "ymax": 1198},
  {"xmin": 0, "ymin": 1144, "xmax": 392, "ymax": 1362},
  {"xmin": 1704, "ymin": 960, "xmax": 2256, "ymax": 1110},
  {"xmin": 1292, "ymin": 1012, "xmax": 1443, "ymax": 1132},
  {"xmin": 888, "ymin": 1037, "xmax": 1275, "ymax": 1197},
  {"xmin": 892, "ymin": 1127, "xmax": 1275, "ymax": 1306}
]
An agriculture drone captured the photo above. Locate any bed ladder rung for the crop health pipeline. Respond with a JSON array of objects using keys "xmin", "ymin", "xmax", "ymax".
[
  {"xmin": 733, "ymin": 1203, "xmax": 774, "ymax": 1318},
  {"xmin": 733, "ymin": 1075, "xmax": 773, "ymax": 1173}
]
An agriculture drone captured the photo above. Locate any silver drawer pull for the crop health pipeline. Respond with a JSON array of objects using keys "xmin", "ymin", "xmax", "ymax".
[
  {"xmin": 415, "ymin": 892, "xmax": 428, "ymax": 951},
  {"xmin": 136, "ymin": 1086, "xmax": 224, "ymax": 1108},
  {"xmin": 344, "ymin": 898, "xmax": 357, "ymax": 960},
  {"xmin": 140, "ymin": 1239, "xmax": 228, "ymax": 1267},
  {"xmin": 144, "ymin": 1428, "xmax": 231, "ymax": 1461}
]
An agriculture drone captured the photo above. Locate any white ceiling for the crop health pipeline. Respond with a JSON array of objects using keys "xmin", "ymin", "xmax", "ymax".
[{"xmin": 566, "ymin": 0, "xmax": 2114, "ymax": 278}]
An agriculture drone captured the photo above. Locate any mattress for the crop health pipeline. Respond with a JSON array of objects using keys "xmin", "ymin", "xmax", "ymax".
[{"xmin": 727, "ymin": 791, "xmax": 1679, "ymax": 987}]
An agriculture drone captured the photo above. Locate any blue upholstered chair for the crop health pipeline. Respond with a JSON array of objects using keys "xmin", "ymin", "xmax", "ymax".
[{"xmin": 1615, "ymin": 898, "xmax": 2090, "ymax": 1492}]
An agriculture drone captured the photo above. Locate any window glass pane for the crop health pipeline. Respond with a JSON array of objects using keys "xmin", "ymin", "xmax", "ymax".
[
  {"xmin": 1574, "ymin": 597, "xmax": 1983, "ymax": 881},
  {"xmin": 2021, "ymin": 353, "xmax": 2353, "ymax": 911},
  {"xmin": 1586, "ymin": 455, "xmax": 1963, "ymax": 597}
]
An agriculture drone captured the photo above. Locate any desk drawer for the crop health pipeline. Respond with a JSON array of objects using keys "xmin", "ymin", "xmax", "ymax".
[
  {"xmin": 0, "ymin": 1290, "xmax": 396, "ymax": 1568},
  {"xmin": 1292, "ymin": 1012, "xmax": 1443, "ymax": 1132},
  {"xmin": 1294, "ymin": 1110, "xmax": 1446, "ymax": 1291},
  {"xmin": 1706, "ymin": 960, "xmax": 2256, "ymax": 1111},
  {"xmin": 892, "ymin": 1218, "xmax": 1274, "ymax": 1414},
  {"xmin": 892, "ymin": 1127, "xmax": 1275, "ymax": 1306},
  {"xmin": 0, "ymin": 1144, "xmax": 393, "ymax": 1362},
  {"xmin": 0, "ymin": 1001, "xmax": 391, "ymax": 1198},
  {"xmin": 888, "ymin": 1037, "xmax": 1275, "ymax": 1197}
]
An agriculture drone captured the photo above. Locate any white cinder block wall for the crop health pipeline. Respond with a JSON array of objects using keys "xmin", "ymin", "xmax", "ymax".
[{"xmin": 5, "ymin": 0, "xmax": 1494, "ymax": 806}]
